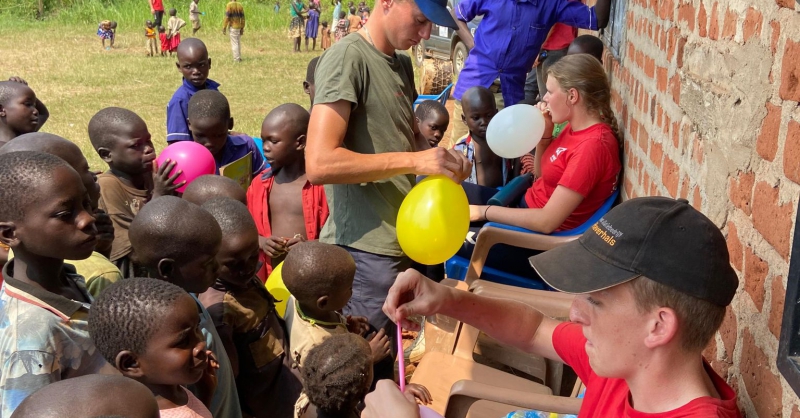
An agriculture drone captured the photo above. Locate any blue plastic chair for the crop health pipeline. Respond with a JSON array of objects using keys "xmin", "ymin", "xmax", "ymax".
[
  {"xmin": 414, "ymin": 83, "xmax": 454, "ymax": 109},
  {"xmin": 445, "ymin": 188, "xmax": 620, "ymax": 289}
]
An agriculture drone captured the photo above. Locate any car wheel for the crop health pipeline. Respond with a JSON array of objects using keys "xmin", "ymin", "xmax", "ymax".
[
  {"xmin": 453, "ymin": 41, "xmax": 468, "ymax": 76},
  {"xmin": 413, "ymin": 42, "xmax": 426, "ymax": 67}
]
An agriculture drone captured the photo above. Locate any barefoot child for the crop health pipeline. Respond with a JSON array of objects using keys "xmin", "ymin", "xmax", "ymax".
[
  {"xmin": 183, "ymin": 174, "xmax": 247, "ymax": 206},
  {"xmin": 129, "ymin": 196, "xmax": 243, "ymax": 418},
  {"xmin": 289, "ymin": 0, "xmax": 306, "ymax": 53},
  {"xmin": 414, "ymin": 100, "xmax": 450, "ymax": 148},
  {"xmin": 166, "ymin": 9, "xmax": 186, "ymax": 56},
  {"xmin": 320, "ymin": 21, "xmax": 331, "ymax": 50},
  {"xmin": 0, "ymin": 78, "xmax": 49, "ymax": 148},
  {"xmin": 89, "ymin": 278, "xmax": 217, "ymax": 417},
  {"xmin": 189, "ymin": 0, "xmax": 202, "ymax": 35},
  {"xmin": 246, "ymin": 104, "xmax": 327, "ymax": 281},
  {"xmin": 145, "ymin": 20, "xmax": 158, "ymax": 57},
  {"xmin": 334, "ymin": 11, "xmax": 347, "ymax": 42},
  {"xmin": 88, "ymin": 107, "xmax": 183, "ymax": 277},
  {"xmin": 98, "ymin": 20, "xmax": 113, "ymax": 49},
  {"xmin": 305, "ymin": 4, "xmax": 319, "ymax": 52},
  {"xmin": 187, "ymin": 90, "xmax": 265, "ymax": 180},
  {"xmin": 167, "ymin": 38, "xmax": 219, "ymax": 143},
  {"xmin": 159, "ymin": 26, "xmax": 169, "ymax": 56},
  {"xmin": 0, "ymin": 152, "xmax": 109, "ymax": 416},
  {"xmin": 199, "ymin": 198, "xmax": 303, "ymax": 418}
]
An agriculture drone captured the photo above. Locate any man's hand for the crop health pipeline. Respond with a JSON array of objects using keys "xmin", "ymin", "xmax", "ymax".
[
  {"xmin": 363, "ymin": 380, "xmax": 421, "ymax": 418},
  {"xmin": 346, "ymin": 315, "xmax": 370, "ymax": 336},
  {"xmin": 367, "ymin": 328, "xmax": 391, "ymax": 363},
  {"xmin": 383, "ymin": 269, "xmax": 452, "ymax": 330},
  {"xmin": 414, "ymin": 147, "xmax": 471, "ymax": 183},
  {"xmin": 151, "ymin": 159, "xmax": 185, "ymax": 198},
  {"xmin": 259, "ymin": 235, "xmax": 288, "ymax": 258}
]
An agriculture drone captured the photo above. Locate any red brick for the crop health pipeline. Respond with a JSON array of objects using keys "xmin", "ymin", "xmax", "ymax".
[
  {"xmin": 631, "ymin": 119, "xmax": 642, "ymax": 150},
  {"xmin": 692, "ymin": 186, "xmax": 701, "ymax": 210},
  {"xmin": 744, "ymin": 246, "xmax": 769, "ymax": 311},
  {"xmin": 656, "ymin": 106, "xmax": 663, "ymax": 129},
  {"xmin": 757, "ymin": 102, "xmax": 781, "ymax": 162},
  {"xmin": 719, "ymin": 305, "xmax": 737, "ymax": 358},
  {"xmin": 752, "ymin": 181, "xmax": 793, "ymax": 260},
  {"xmin": 743, "ymin": 8, "xmax": 763, "ymax": 42},
  {"xmin": 793, "ymin": 405, "xmax": 800, "ymax": 418},
  {"xmin": 623, "ymin": 177, "xmax": 634, "ymax": 197},
  {"xmin": 649, "ymin": 181, "xmax": 658, "ymax": 197},
  {"xmin": 741, "ymin": 329, "xmax": 783, "ymax": 418},
  {"xmin": 643, "ymin": 171, "xmax": 650, "ymax": 190},
  {"xmin": 666, "ymin": 27, "xmax": 679, "ymax": 58},
  {"xmin": 678, "ymin": 1, "xmax": 695, "ymax": 31},
  {"xmin": 726, "ymin": 222, "xmax": 743, "ymax": 272},
  {"xmin": 659, "ymin": 0, "xmax": 674, "ymax": 20},
  {"xmin": 662, "ymin": 156, "xmax": 679, "ymax": 197},
  {"xmin": 692, "ymin": 133, "xmax": 704, "ymax": 164},
  {"xmin": 709, "ymin": 2, "xmax": 720, "ymax": 40},
  {"xmin": 784, "ymin": 120, "xmax": 800, "ymax": 183},
  {"xmin": 649, "ymin": 141, "xmax": 664, "ymax": 169},
  {"xmin": 679, "ymin": 175, "xmax": 690, "ymax": 199},
  {"xmin": 722, "ymin": 9, "xmax": 737, "ymax": 40},
  {"xmin": 776, "ymin": 0, "xmax": 794, "ymax": 8},
  {"xmin": 644, "ymin": 56, "xmax": 655, "ymax": 78},
  {"xmin": 730, "ymin": 172, "xmax": 755, "ymax": 215},
  {"xmin": 676, "ymin": 36, "xmax": 687, "ymax": 68},
  {"xmin": 669, "ymin": 75, "xmax": 681, "ymax": 105},
  {"xmin": 697, "ymin": 2, "xmax": 708, "ymax": 37},
  {"xmin": 638, "ymin": 123, "xmax": 648, "ymax": 152},
  {"xmin": 770, "ymin": 21, "xmax": 781, "ymax": 54},
  {"xmin": 672, "ymin": 121, "xmax": 680, "ymax": 148},
  {"xmin": 780, "ymin": 39, "xmax": 800, "ymax": 101},
  {"xmin": 659, "ymin": 28, "xmax": 667, "ymax": 51},
  {"xmin": 769, "ymin": 277, "xmax": 786, "ymax": 339}
]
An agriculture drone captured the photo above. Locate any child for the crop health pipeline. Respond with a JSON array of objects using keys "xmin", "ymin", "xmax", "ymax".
[
  {"xmin": 334, "ymin": 11, "xmax": 347, "ymax": 42},
  {"xmin": 1, "ymin": 132, "xmax": 121, "ymax": 297},
  {"xmin": 190, "ymin": 0, "xmax": 202, "ymax": 35},
  {"xmin": 89, "ymin": 278, "xmax": 217, "ymax": 418},
  {"xmin": 88, "ymin": 107, "xmax": 182, "ymax": 277},
  {"xmin": 159, "ymin": 25, "xmax": 169, "ymax": 56},
  {"xmin": 12, "ymin": 374, "xmax": 159, "ymax": 418},
  {"xmin": 110, "ymin": 21, "xmax": 118, "ymax": 47},
  {"xmin": 567, "ymin": 34, "xmax": 605, "ymax": 63},
  {"xmin": 246, "ymin": 104, "xmax": 327, "ymax": 281},
  {"xmin": 187, "ymin": 90, "xmax": 266, "ymax": 180},
  {"xmin": 347, "ymin": 6, "xmax": 361, "ymax": 33},
  {"xmin": 414, "ymin": 100, "xmax": 450, "ymax": 148},
  {"xmin": 289, "ymin": 0, "xmax": 305, "ymax": 53},
  {"xmin": 145, "ymin": 20, "xmax": 158, "ymax": 57},
  {"xmin": 0, "ymin": 151, "xmax": 109, "ymax": 416},
  {"xmin": 360, "ymin": 7, "xmax": 369, "ymax": 25},
  {"xmin": 303, "ymin": 57, "xmax": 319, "ymax": 109},
  {"xmin": 305, "ymin": 3, "xmax": 319, "ymax": 52},
  {"xmin": 281, "ymin": 242, "xmax": 390, "ymax": 368},
  {"xmin": 183, "ymin": 174, "xmax": 248, "ymax": 206},
  {"xmin": 453, "ymin": 86, "xmax": 512, "ymax": 188},
  {"xmin": 275, "ymin": 1, "xmax": 281, "ymax": 13},
  {"xmin": 167, "ymin": 38, "xmax": 219, "ymax": 143},
  {"xmin": 166, "ymin": 9, "xmax": 186, "ymax": 56},
  {"xmin": 297, "ymin": 334, "xmax": 431, "ymax": 418},
  {"xmin": 199, "ymin": 198, "xmax": 303, "ymax": 418},
  {"xmin": 129, "ymin": 196, "xmax": 243, "ymax": 418},
  {"xmin": 0, "ymin": 78, "xmax": 49, "ymax": 148},
  {"xmin": 98, "ymin": 20, "xmax": 113, "ymax": 49},
  {"xmin": 320, "ymin": 21, "xmax": 331, "ymax": 51}
]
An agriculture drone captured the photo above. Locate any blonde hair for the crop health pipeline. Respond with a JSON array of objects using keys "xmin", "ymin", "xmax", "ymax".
[
  {"xmin": 547, "ymin": 54, "xmax": 622, "ymax": 153},
  {"xmin": 628, "ymin": 276, "xmax": 725, "ymax": 353}
]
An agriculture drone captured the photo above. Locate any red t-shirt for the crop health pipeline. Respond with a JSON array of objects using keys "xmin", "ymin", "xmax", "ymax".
[
  {"xmin": 151, "ymin": 0, "xmax": 164, "ymax": 11},
  {"xmin": 524, "ymin": 123, "xmax": 620, "ymax": 231},
  {"xmin": 542, "ymin": 23, "xmax": 578, "ymax": 51},
  {"xmin": 552, "ymin": 322, "xmax": 742, "ymax": 417}
]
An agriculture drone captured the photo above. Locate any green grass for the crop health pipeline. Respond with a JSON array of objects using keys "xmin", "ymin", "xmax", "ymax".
[{"xmin": 0, "ymin": 0, "xmax": 330, "ymax": 170}]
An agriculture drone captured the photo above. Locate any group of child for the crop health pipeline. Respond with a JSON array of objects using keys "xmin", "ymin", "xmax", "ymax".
[
  {"xmin": 101, "ymin": 0, "xmax": 201, "ymax": 57},
  {"xmin": 0, "ymin": 36, "xmax": 432, "ymax": 418},
  {"xmin": 289, "ymin": 0, "xmax": 369, "ymax": 52}
]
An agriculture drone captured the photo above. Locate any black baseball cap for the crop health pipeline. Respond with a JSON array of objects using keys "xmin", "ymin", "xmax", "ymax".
[
  {"xmin": 415, "ymin": 0, "xmax": 457, "ymax": 29},
  {"xmin": 529, "ymin": 197, "xmax": 738, "ymax": 307}
]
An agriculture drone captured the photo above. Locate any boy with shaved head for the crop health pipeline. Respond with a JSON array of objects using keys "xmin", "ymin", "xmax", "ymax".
[
  {"xmin": 0, "ymin": 77, "xmax": 49, "ymax": 148},
  {"xmin": 167, "ymin": 38, "xmax": 219, "ymax": 143}
]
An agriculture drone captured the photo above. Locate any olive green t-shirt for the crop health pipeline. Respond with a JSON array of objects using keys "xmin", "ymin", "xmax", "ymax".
[{"xmin": 314, "ymin": 34, "xmax": 418, "ymax": 257}]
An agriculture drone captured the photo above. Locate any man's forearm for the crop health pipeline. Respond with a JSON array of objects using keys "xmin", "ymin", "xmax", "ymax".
[
  {"xmin": 594, "ymin": 0, "xmax": 610, "ymax": 29},
  {"xmin": 306, "ymin": 147, "xmax": 417, "ymax": 184},
  {"xmin": 450, "ymin": 7, "xmax": 474, "ymax": 49}
]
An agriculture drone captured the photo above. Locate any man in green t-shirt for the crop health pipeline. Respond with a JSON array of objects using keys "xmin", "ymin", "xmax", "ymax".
[{"xmin": 306, "ymin": 0, "xmax": 470, "ymax": 379}]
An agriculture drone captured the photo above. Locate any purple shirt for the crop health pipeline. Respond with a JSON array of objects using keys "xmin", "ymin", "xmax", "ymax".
[
  {"xmin": 453, "ymin": 0, "xmax": 598, "ymax": 106},
  {"xmin": 214, "ymin": 134, "xmax": 267, "ymax": 176},
  {"xmin": 166, "ymin": 78, "xmax": 221, "ymax": 143}
]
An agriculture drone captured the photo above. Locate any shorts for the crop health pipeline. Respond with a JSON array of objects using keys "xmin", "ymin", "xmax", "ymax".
[{"xmin": 191, "ymin": 18, "xmax": 201, "ymax": 30}]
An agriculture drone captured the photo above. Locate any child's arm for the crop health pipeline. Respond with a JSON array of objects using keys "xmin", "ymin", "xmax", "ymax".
[
  {"xmin": 404, "ymin": 383, "xmax": 432, "ymax": 405},
  {"xmin": 196, "ymin": 350, "xmax": 220, "ymax": 408},
  {"xmin": 366, "ymin": 328, "xmax": 391, "ymax": 363},
  {"xmin": 151, "ymin": 159, "xmax": 185, "ymax": 198}
]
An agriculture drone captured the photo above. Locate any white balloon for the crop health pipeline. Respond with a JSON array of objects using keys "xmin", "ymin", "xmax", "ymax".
[{"xmin": 486, "ymin": 104, "xmax": 546, "ymax": 159}]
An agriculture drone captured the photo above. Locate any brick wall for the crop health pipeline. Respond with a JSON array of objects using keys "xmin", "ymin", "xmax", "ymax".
[{"xmin": 606, "ymin": 0, "xmax": 800, "ymax": 415}]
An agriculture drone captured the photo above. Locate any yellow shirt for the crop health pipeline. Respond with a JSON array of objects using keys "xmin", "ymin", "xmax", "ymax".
[{"xmin": 223, "ymin": 1, "xmax": 246, "ymax": 30}]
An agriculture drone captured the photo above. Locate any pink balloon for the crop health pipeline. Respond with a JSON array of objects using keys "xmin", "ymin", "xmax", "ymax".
[
  {"xmin": 155, "ymin": 141, "xmax": 216, "ymax": 193},
  {"xmin": 419, "ymin": 406, "xmax": 444, "ymax": 418}
]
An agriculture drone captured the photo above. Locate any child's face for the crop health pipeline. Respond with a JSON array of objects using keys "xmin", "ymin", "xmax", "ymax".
[
  {"xmin": 323, "ymin": 277, "xmax": 353, "ymax": 312},
  {"xmin": 176, "ymin": 48, "xmax": 211, "ymax": 88},
  {"xmin": 134, "ymin": 293, "xmax": 209, "ymax": 387},
  {"xmin": 104, "ymin": 120, "xmax": 156, "ymax": 175},
  {"xmin": 169, "ymin": 248, "xmax": 221, "ymax": 294},
  {"xmin": 59, "ymin": 146, "xmax": 102, "ymax": 210},
  {"xmin": 189, "ymin": 116, "xmax": 231, "ymax": 157},
  {"xmin": 146, "ymin": 21, "xmax": 153, "ymax": 28},
  {"xmin": 261, "ymin": 117, "xmax": 303, "ymax": 169},
  {"xmin": 216, "ymin": 229, "xmax": 260, "ymax": 287},
  {"xmin": 9, "ymin": 166, "xmax": 97, "ymax": 261},
  {"xmin": 462, "ymin": 99, "xmax": 497, "ymax": 140},
  {"xmin": 417, "ymin": 112, "xmax": 449, "ymax": 148},
  {"xmin": 0, "ymin": 85, "xmax": 40, "ymax": 136}
]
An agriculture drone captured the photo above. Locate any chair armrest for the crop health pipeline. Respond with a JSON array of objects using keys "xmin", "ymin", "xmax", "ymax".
[
  {"xmin": 465, "ymin": 225, "xmax": 580, "ymax": 285},
  {"xmin": 445, "ymin": 380, "xmax": 582, "ymax": 418},
  {"xmin": 470, "ymin": 281, "xmax": 574, "ymax": 320}
]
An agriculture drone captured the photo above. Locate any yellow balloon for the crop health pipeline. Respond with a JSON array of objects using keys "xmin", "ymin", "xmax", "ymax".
[
  {"xmin": 397, "ymin": 175, "xmax": 470, "ymax": 265},
  {"xmin": 266, "ymin": 261, "xmax": 290, "ymax": 317}
]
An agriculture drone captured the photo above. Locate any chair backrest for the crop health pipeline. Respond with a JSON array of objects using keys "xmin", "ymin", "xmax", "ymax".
[
  {"xmin": 550, "ymin": 187, "xmax": 620, "ymax": 236},
  {"xmin": 413, "ymin": 83, "xmax": 454, "ymax": 109}
]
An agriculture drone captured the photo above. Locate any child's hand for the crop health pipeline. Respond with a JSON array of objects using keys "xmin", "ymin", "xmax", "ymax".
[
  {"xmin": 367, "ymin": 328, "xmax": 391, "ymax": 363},
  {"xmin": 404, "ymin": 383, "xmax": 432, "ymax": 405},
  {"xmin": 259, "ymin": 235, "xmax": 288, "ymax": 258},
  {"xmin": 197, "ymin": 350, "xmax": 220, "ymax": 408},
  {"xmin": 94, "ymin": 209, "xmax": 115, "ymax": 256},
  {"xmin": 152, "ymin": 159, "xmax": 185, "ymax": 198},
  {"xmin": 285, "ymin": 234, "xmax": 306, "ymax": 249},
  {"xmin": 346, "ymin": 315, "xmax": 370, "ymax": 336}
]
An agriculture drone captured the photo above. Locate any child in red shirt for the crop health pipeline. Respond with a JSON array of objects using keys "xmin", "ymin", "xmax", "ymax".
[{"xmin": 158, "ymin": 25, "xmax": 169, "ymax": 57}]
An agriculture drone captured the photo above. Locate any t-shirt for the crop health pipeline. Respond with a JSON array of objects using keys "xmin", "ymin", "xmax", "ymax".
[
  {"xmin": 214, "ymin": 134, "xmax": 266, "ymax": 177},
  {"xmin": 6, "ymin": 250, "xmax": 122, "ymax": 299},
  {"xmin": 524, "ymin": 123, "xmax": 620, "ymax": 231},
  {"xmin": 189, "ymin": 1, "xmax": 200, "ymax": 19},
  {"xmin": 166, "ymin": 78, "xmax": 221, "ymax": 143},
  {"xmin": 552, "ymin": 322, "xmax": 742, "ymax": 417},
  {"xmin": 541, "ymin": 23, "xmax": 578, "ymax": 51},
  {"xmin": 284, "ymin": 298, "xmax": 348, "ymax": 366},
  {"xmin": 347, "ymin": 15, "xmax": 361, "ymax": 33},
  {"xmin": 160, "ymin": 387, "xmax": 213, "ymax": 418},
  {"xmin": 97, "ymin": 172, "xmax": 150, "ymax": 262},
  {"xmin": 151, "ymin": 0, "xmax": 164, "ymax": 11},
  {"xmin": 314, "ymin": 34, "xmax": 418, "ymax": 257},
  {"xmin": 145, "ymin": 26, "xmax": 157, "ymax": 38}
]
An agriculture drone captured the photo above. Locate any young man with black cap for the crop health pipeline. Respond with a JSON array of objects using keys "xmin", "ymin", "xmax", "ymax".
[
  {"xmin": 374, "ymin": 197, "xmax": 742, "ymax": 417},
  {"xmin": 305, "ymin": 0, "xmax": 471, "ymax": 378}
]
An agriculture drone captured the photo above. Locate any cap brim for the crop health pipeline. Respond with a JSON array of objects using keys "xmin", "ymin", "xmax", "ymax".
[
  {"xmin": 416, "ymin": 1, "xmax": 458, "ymax": 29},
  {"xmin": 529, "ymin": 239, "xmax": 640, "ymax": 294}
]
